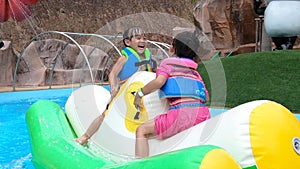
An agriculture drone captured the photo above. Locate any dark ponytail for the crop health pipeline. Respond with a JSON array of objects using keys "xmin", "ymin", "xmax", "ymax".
[{"xmin": 172, "ymin": 31, "xmax": 199, "ymax": 59}]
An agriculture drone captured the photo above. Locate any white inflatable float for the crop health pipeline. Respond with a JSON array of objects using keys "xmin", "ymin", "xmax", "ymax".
[
  {"xmin": 66, "ymin": 71, "xmax": 300, "ymax": 168},
  {"xmin": 66, "ymin": 71, "xmax": 169, "ymax": 160},
  {"xmin": 264, "ymin": 0, "xmax": 300, "ymax": 37}
]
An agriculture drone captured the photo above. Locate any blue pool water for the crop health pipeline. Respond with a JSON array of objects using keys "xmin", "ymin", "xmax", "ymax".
[{"xmin": 0, "ymin": 88, "xmax": 74, "ymax": 169}]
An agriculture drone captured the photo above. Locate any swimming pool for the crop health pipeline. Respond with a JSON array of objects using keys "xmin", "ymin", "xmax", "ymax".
[
  {"xmin": 0, "ymin": 88, "xmax": 74, "ymax": 169},
  {"xmin": 0, "ymin": 87, "xmax": 237, "ymax": 169}
]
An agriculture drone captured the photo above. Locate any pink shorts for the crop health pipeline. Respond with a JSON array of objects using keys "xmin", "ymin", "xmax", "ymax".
[{"xmin": 154, "ymin": 103, "xmax": 210, "ymax": 139}]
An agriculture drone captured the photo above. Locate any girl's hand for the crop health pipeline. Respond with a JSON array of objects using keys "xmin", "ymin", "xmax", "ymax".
[
  {"xmin": 134, "ymin": 94, "xmax": 142, "ymax": 109},
  {"xmin": 110, "ymin": 86, "xmax": 118, "ymax": 98}
]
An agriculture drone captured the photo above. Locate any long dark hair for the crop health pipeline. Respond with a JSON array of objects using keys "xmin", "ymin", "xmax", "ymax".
[{"xmin": 172, "ymin": 31, "xmax": 199, "ymax": 59}]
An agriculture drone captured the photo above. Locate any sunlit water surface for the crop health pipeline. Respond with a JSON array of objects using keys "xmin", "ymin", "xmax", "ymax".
[{"xmin": 0, "ymin": 88, "xmax": 73, "ymax": 169}]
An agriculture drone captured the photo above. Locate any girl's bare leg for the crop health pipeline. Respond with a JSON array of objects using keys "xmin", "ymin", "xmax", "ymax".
[
  {"xmin": 135, "ymin": 120, "xmax": 155, "ymax": 158},
  {"xmin": 75, "ymin": 113, "xmax": 105, "ymax": 145}
]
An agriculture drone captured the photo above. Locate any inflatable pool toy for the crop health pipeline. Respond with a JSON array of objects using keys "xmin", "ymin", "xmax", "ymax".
[
  {"xmin": 66, "ymin": 71, "xmax": 169, "ymax": 158},
  {"xmin": 26, "ymin": 71, "xmax": 300, "ymax": 169},
  {"xmin": 26, "ymin": 100, "xmax": 241, "ymax": 169},
  {"xmin": 264, "ymin": 0, "xmax": 300, "ymax": 37}
]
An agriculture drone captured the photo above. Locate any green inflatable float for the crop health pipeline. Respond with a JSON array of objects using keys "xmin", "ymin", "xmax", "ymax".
[{"xmin": 26, "ymin": 100, "xmax": 241, "ymax": 169}]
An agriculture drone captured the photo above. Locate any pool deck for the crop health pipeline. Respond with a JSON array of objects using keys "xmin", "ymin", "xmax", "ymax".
[{"xmin": 0, "ymin": 83, "xmax": 109, "ymax": 92}]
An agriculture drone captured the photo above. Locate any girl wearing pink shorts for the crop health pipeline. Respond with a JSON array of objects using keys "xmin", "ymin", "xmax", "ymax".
[{"xmin": 134, "ymin": 31, "xmax": 210, "ymax": 158}]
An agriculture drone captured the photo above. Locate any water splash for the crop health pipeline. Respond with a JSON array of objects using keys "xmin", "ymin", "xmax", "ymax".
[{"xmin": 2, "ymin": 153, "xmax": 34, "ymax": 169}]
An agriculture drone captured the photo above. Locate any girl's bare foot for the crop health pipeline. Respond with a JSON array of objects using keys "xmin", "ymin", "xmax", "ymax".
[{"xmin": 75, "ymin": 134, "xmax": 89, "ymax": 145}]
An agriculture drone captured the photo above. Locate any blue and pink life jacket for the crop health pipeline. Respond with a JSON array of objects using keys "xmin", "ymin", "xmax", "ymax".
[{"xmin": 158, "ymin": 57, "xmax": 207, "ymax": 103}]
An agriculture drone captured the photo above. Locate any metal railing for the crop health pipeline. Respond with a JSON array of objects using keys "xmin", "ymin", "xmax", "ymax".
[{"xmin": 12, "ymin": 31, "xmax": 170, "ymax": 91}]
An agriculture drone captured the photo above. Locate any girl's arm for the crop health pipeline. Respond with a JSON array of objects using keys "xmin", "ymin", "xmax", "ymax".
[
  {"xmin": 134, "ymin": 75, "xmax": 167, "ymax": 108},
  {"xmin": 109, "ymin": 55, "xmax": 126, "ymax": 97}
]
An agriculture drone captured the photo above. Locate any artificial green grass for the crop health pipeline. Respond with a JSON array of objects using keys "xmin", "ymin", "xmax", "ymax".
[{"xmin": 198, "ymin": 50, "xmax": 300, "ymax": 113}]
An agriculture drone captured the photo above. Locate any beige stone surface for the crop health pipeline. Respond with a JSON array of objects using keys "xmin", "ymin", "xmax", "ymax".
[
  {"xmin": 1, "ymin": 0, "xmax": 299, "ymax": 88},
  {"xmin": 0, "ymin": 41, "xmax": 16, "ymax": 86}
]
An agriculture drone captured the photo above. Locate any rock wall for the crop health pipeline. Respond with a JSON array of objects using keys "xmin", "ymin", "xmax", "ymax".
[
  {"xmin": 0, "ymin": 41, "xmax": 16, "ymax": 86},
  {"xmin": 0, "ymin": 0, "xmax": 195, "ymax": 52},
  {"xmin": 0, "ymin": 0, "xmax": 261, "ymax": 52},
  {"xmin": 194, "ymin": 0, "xmax": 256, "ymax": 49},
  {"xmin": 1, "ymin": 0, "xmax": 298, "ymax": 88},
  {"xmin": 15, "ymin": 39, "xmax": 111, "ymax": 86},
  {"xmin": 0, "ymin": 0, "xmax": 195, "ymax": 87}
]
